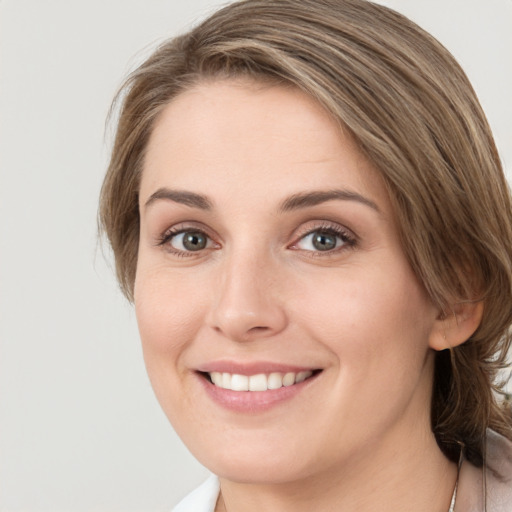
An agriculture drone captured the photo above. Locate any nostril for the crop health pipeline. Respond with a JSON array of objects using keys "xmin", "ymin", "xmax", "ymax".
[
  {"xmin": 241, "ymin": 326, "xmax": 272, "ymax": 340},
  {"xmin": 248, "ymin": 326, "xmax": 270, "ymax": 333}
]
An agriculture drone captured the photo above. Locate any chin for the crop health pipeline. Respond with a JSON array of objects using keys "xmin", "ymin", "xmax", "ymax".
[
  {"xmin": 183, "ymin": 430, "xmax": 322, "ymax": 485},
  {"xmin": 209, "ymin": 456, "xmax": 312, "ymax": 485}
]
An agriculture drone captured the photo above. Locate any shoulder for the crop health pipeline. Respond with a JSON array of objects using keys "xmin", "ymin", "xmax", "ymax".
[
  {"xmin": 457, "ymin": 430, "xmax": 512, "ymax": 512},
  {"xmin": 171, "ymin": 475, "xmax": 220, "ymax": 512},
  {"xmin": 485, "ymin": 429, "xmax": 512, "ymax": 511}
]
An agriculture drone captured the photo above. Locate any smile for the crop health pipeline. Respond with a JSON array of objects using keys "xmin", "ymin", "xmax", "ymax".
[
  {"xmin": 197, "ymin": 366, "xmax": 322, "ymax": 412},
  {"xmin": 207, "ymin": 370, "xmax": 314, "ymax": 391}
]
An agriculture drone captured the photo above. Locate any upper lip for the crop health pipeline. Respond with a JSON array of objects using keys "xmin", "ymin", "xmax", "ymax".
[{"xmin": 196, "ymin": 360, "xmax": 321, "ymax": 375}]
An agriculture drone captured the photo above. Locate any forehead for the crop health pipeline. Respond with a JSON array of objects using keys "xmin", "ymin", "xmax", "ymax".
[{"xmin": 140, "ymin": 79, "xmax": 388, "ymax": 211}]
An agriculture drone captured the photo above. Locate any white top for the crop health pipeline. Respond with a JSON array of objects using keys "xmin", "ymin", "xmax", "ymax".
[
  {"xmin": 171, "ymin": 430, "xmax": 512, "ymax": 511},
  {"xmin": 172, "ymin": 475, "xmax": 220, "ymax": 512}
]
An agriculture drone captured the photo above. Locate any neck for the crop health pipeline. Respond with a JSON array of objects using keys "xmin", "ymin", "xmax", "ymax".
[{"xmin": 216, "ymin": 427, "xmax": 457, "ymax": 512}]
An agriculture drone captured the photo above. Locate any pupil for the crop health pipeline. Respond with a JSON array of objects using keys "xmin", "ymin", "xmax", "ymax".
[
  {"xmin": 183, "ymin": 232, "xmax": 207, "ymax": 251},
  {"xmin": 313, "ymin": 232, "xmax": 336, "ymax": 251}
]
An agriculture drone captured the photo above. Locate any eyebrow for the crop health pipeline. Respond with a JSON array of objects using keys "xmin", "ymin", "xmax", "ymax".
[
  {"xmin": 279, "ymin": 189, "xmax": 380, "ymax": 213},
  {"xmin": 144, "ymin": 187, "xmax": 379, "ymax": 214},
  {"xmin": 144, "ymin": 188, "xmax": 212, "ymax": 210}
]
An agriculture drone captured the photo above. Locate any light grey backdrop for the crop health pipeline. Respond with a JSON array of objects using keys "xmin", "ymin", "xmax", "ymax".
[{"xmin": 0, "ymin": 1, "xmax": 510, "ymax": 511}]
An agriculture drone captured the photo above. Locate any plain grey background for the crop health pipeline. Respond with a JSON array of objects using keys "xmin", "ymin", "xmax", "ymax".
[{"xmin": 0, "ymin": 1, "xmax": 510, "ymax": 510}]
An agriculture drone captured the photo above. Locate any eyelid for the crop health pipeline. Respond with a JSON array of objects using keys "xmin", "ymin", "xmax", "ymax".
[
  {"xmin": 288, "ymin": 220, "xmax": 357, "ymax": 252},
  {"xmin": 156, "ymin": 222, "xmax": 220, "ymax": 255},
  {"xmin": 154, "ymin": 219, "xmax": 356, "ymax": 256}
]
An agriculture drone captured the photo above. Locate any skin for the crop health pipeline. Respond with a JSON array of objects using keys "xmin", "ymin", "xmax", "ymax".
[{"xmin": 135, "ymin": 79, "xmax": 479, "ymax": 511}]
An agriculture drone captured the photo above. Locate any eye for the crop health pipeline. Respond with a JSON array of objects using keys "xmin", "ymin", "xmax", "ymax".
[
  {"xmin": 171, "ymin": 231, "xmax": 210, "ymax": 251},
  {"xmin": 293, "ymin": 226, "xmax": 355, "ymax": 253},
  {"xmin": 158, "ymin": 227, "xmax": 216, "ymax": 254}
]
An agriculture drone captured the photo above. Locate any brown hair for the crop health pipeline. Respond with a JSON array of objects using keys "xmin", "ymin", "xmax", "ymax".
[{"xmin": 99, "ymin": 0, "xmax": 512, "ymax": 465}]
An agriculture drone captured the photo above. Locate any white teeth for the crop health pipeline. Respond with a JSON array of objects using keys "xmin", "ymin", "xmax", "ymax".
[
  {"xmin": 249, "ymin": 373, "xmax": 267, "ymax": 391},
  {"xmin": 267, "ymin": 372, "xmax": 283, "ymax": 390},
  {"xmin": 208, "ymin": 370, "xmax": 314, "ymax": 391},
  {"xmin": 210, "ymin": 372, "xmax": 222, "ymax": 386},
  {"xmin": 230, "ymin": 374, "xmax": 249, "ymax": 391},
  {"xmin": 222, "ymin": 372, "xmax": 231, "ymax": 389},
  {"xmin": 296, "ymin": 371, "xmax": 311, "ymax": 383},
  {"xmin": 282, "ymin": 372, "xmax": 295, "ymax": 387}
]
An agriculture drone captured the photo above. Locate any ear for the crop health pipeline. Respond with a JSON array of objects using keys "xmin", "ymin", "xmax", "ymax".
[{"xmin": 428, "ymin": 301, "xmax": 484, "ymax": 351}]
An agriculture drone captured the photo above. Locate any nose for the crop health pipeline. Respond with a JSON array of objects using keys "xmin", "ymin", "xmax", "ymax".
[{"xmin": 207, "ymin": 251, "xmax": 288, "ymax": 342}]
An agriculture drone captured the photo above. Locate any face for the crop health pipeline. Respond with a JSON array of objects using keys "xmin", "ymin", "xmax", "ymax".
[{"xmin": 135, "ymin": 80, "xmax": 441, "ymax": 484}]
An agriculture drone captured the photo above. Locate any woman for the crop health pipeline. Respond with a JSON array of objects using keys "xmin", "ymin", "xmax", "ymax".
[{"xmin": 99, "ymin": 0, "xmax": 512, "ymax": 510}]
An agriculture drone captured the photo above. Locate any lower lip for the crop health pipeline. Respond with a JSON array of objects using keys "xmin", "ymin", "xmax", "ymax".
[{"xmin": 197, "ymin": 372, "xmax": 320, "ymax": 413}]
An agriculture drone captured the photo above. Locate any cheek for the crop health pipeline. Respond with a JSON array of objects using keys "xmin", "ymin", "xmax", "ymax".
[
  {"xmin": 133, "ymin": 266, "xmax": 212, "ymax": 427},
  {"xmin": 297, "ymin": 268, "xmax": 436, "ymax": 430},
  {"xmin": 134, "ymin": 266, "xmax": 208, "ymax": 363},
  {"xmin": 293, "ymin": 261, "xmax": 435, "ymax": 368}
]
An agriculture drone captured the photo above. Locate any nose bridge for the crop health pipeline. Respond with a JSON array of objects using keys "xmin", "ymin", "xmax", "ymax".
[{"xmin": 209, "ymin": 244, "xmax": 287, "ymax": 341}]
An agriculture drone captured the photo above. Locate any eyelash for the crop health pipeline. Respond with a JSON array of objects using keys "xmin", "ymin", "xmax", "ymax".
[
  {"xmin": 156, "ymin": 225, "xmax": 216, "ymax": 257},
  {"xmin": 290, "ymin": 222, "xmax": 357, "ymax": 256},
  {"xmin": 156, "ymin": 221, "xmax": 357, "ymax": 257}
]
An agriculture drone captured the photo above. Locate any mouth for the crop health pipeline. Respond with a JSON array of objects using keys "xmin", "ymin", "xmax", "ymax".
[{"xmin": 201, "ymin": 369, "xmax": 321, "ymax": 391}]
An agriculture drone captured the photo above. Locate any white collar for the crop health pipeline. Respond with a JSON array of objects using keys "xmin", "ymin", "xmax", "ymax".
[{"xmin": 172, "ymin": 474, "xmax": 219, "ymax": 512}]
